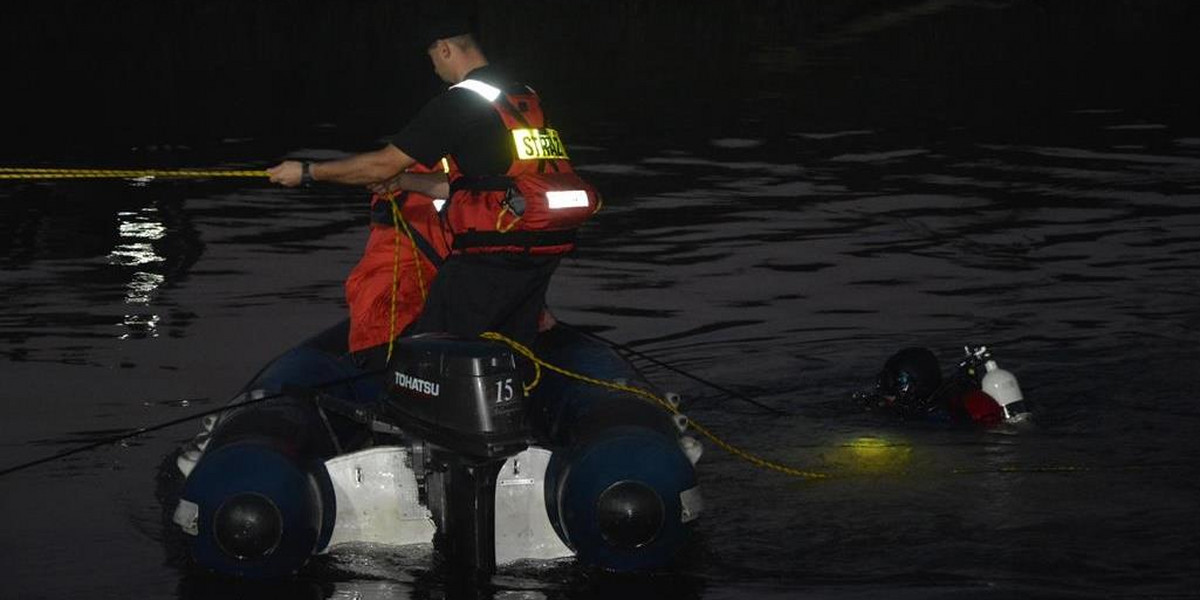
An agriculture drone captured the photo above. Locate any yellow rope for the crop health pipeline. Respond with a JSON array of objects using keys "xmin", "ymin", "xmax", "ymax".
[
  {"xmin": 522, "ymin": 357, "xmax": 544, "ymax": 395},
  {"xmin": 0, "ymin": 168, "xmax": 269, "ymax": 180},
  {"xmin": 397, "ymin": 211, "xmax": 428, "ymax": 301},
  {"xmin": 384, "ymin": 194, "xmax": 428, "ymax": 363},
  {"xmin": 479, "ymin": 331, "xmax": 829, "ymax": 481},
  {"xmin": 495, "ymin": 205, "xmax": 521, "ymax": 233},
  {"xmin": 386, "ymin": 198, "xmax": 403, "ymax": 363}
]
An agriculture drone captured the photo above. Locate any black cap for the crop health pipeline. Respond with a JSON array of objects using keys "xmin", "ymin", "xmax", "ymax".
[{"xmin": 414, "ymin": 5, "xmax": 478, "ymax": 50}]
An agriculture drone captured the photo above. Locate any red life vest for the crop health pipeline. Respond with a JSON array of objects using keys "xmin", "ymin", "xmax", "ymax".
[
  {"xmin": 444, "ymin": 79, "xmax": 601, "ymax": 255},
  {"xmin": 344, "ymin": 163, "xmax": 452, "ymax": 352}
]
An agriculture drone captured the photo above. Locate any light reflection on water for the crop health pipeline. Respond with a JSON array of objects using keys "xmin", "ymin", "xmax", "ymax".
[{"xmin": 109, "ymin": 207, "xmax": 168, "ymax": 338}]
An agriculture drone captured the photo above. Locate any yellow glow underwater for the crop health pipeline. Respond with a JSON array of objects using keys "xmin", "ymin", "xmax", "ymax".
[{"xmin": 827, "ymin": 436, "xmax": 914, "ymax": 474}]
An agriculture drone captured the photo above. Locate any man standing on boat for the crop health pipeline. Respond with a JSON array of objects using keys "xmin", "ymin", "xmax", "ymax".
[{"xmin": 267, "ymin": 7, "xmax": 599, "ymax": 347}]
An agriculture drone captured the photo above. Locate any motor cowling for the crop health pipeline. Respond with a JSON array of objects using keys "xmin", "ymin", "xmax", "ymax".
[{"xmin": 382, "ymin": 333, "xmax": 531, "ymax": 459}]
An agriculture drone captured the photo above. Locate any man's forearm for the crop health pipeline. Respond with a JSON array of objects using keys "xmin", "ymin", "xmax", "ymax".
[
  {"xmin": 396, "ymin": 172, "xmax": 451, "ymax": 199},
  {"xmin": 311, "ymin": 144, "xmax": 414, "ymax": 185}
]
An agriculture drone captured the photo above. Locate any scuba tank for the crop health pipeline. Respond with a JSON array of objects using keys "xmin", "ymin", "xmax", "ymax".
[
  {"xmin": 980, "ymin": 357, "xmax": 1029, "ymax": 421},
  {"xmin": 952, "ymin": 346, "xmax": 1031, "ymax": 424}
]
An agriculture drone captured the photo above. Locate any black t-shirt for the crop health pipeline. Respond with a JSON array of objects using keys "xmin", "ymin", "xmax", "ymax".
[{"xmin": 389, "ymin": 65, "xmax": 514, "ymax": 176}]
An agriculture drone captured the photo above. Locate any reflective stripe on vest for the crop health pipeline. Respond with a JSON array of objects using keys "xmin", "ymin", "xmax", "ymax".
[{"xmin": 451, "ymin": 78, "xmax": 502, "ymax": 102}]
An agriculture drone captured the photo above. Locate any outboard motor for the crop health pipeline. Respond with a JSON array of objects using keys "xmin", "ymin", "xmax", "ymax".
[{"xmin": 379, "ymin": 333, "xmax": 532, "ymax": 574}]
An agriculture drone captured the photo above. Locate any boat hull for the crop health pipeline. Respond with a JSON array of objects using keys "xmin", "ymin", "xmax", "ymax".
[{"xmin": 169, "ymin": 322, "xmax": 701, "ymax": 578}]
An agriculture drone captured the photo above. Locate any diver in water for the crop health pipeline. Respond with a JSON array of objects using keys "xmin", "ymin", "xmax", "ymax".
[{"xmin": 856, "ymin": 345, "xmax": 1030, "ymax": 428}]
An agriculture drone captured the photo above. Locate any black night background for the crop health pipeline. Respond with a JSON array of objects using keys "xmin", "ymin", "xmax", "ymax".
[{"xmin": 1, "ymin": 1, "xmax": 1198, "ymax": 598}]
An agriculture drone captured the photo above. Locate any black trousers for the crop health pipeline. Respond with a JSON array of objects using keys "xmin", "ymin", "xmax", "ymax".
[{"xmin": 411, "ymin": 252, "xmax": 561, "ymax": 346}]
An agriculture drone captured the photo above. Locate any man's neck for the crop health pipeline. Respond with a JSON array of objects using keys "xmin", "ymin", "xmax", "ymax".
[{"xmin": 452, "ymin": 57, "xmax": 489, "ymax": 83}]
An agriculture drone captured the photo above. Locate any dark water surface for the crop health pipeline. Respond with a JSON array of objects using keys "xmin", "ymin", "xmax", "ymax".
[{"xmin": 2, "ymin": 1, "xmax": 1199, "ymax": 598}]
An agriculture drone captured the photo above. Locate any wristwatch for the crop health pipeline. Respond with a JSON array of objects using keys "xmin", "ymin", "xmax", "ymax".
[{"xmin": 300, "ymin": 161, "xmax": 314, "ymax": 187}]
